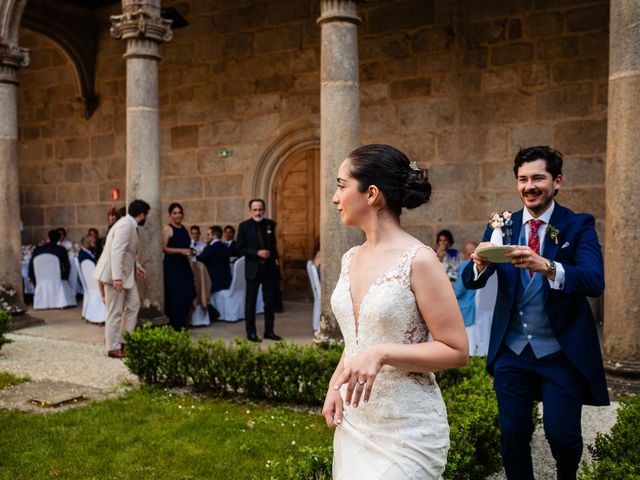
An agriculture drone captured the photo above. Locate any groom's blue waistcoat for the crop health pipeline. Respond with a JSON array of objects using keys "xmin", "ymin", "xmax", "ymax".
[
  {"xmin": 462, "ymin": 204, "xmax": 609, "ymax": 406},
  {"xmin": 504, "ymin": 226, "xmax": 561, "ymax": 357}
]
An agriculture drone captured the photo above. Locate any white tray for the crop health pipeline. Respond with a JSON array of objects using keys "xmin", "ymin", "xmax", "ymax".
[{"xmin": 475, "ymin": 245, "xmax": 515, "ymax": 263}]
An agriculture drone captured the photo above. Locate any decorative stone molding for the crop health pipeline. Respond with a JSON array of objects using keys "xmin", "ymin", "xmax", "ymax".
[
  {"xmin": 110, "ymin": 9, "xmax": 173, "ymax": 44},
  {"xmin": 0, "ymin": 42, "xmax": 29, "ymax": 84},
  {"xmin": 318, "ymin": 0, "xmax": 361, "ymax": 25}
]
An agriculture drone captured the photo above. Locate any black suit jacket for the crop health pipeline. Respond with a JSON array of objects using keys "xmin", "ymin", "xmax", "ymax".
[
  {"xmin": 78, "ymin": 248, "xmax": 96, "ymax": 266},
  {"xmin": 225, "ymin": 240, "xmax": 238, "ymax": 257},
  {"xmin": 28, "ymin": 243, "xmax": 70, "ymax": 285},
  {"xmin": 236, "ymin": 218, "xmax": 278, "ymax": 280},
  {"xmin": 197, "ymin": 241, "xmax": 232, "ymax": 293}
]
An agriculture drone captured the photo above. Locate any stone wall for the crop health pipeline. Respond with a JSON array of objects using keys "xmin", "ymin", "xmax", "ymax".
[{"xmin": 17, "ymin": 0, "xmax": 608, "ymax": 251}]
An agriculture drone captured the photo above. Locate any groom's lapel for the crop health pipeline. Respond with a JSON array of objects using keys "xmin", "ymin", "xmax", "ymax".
[
  {"xmin": 541, "ymin": 204, "xmax": 564, "ymax": 261},
  {"xmin": 510, "ymin": 209, "xmax": 523, "ymax": 248}
]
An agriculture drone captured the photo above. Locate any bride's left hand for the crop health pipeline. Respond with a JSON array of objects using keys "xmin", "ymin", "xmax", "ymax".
[{"xmin": 333, "ymin": 345, "xmax": 385, "ymax": 407}]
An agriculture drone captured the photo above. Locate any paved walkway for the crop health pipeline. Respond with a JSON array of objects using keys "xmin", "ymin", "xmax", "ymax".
[{"xmin": 0, "ymin": 302, "xmax": 620, "ymax": 478}]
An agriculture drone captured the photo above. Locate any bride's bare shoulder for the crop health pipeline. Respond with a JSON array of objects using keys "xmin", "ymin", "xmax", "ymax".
[{"xmin": 411, "ymin": 244, "xmax": 440, "ymax": 268}]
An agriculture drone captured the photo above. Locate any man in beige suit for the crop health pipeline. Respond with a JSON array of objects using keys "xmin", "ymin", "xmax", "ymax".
[{"xmin": 94, "ymin": 199, "xmax": 150, "ymax": 358}]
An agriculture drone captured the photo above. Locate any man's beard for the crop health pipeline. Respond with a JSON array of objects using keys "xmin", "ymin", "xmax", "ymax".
[
  {"xmin": 252, "ymin": 216, "xmax": 263, "ymax": 222},
  {"xmin": 138, "ymin": 219, "xmax": 146, "ymax": 226}
]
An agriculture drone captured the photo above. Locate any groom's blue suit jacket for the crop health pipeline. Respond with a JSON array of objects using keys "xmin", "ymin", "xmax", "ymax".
[{"xmin": 462, "ymin": 204, "xmax": 609, "ymax": 406}]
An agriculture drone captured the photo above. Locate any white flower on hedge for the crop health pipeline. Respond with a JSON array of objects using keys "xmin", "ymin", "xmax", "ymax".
[
  {"xmin": 142, "ymin": 299, "xmax": 151, "ymax": 308},
  {"xmin": 291, "ymin": 440, "xmax": 296, "ymax": 445}
]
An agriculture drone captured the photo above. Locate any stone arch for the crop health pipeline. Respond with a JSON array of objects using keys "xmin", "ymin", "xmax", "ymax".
[
  {"xmin": 21, "ymin": 1, "xmax": 98, "ymax": 118},
  {"xmin": 251, "ymin": 119, "xmax": 320, "ymax": 218},
  {"xmin": 0, "ymin": 0, "xmax": 27, "ymax": 44}
]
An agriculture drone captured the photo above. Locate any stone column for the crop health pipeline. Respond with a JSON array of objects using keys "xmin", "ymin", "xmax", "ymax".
[
  {"xmin": 603, "ymin": 0, "xmax": 640, "ymax": 390},
  {"xmin": 0, "ymin": 43, "xmax": 29, "ymax": 308},
  {"xmin": 111, "ymin": 2, "xmax": 172, "ymax": 322},
  {"xmin": 317, "ymin": 1, "xmax": 363, "ymax": 337}
]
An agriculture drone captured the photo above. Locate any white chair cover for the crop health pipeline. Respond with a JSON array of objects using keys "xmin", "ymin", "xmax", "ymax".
[
  {"xmin": 78, "ymin": 258, "xmax": 107, "ymax": 324},
  {"xmin": 191, "ymin": 304, "xmax": 210, "ymax": 327},
  {"xmin": 68, "ymin": 254, "xmax": 83, "ymax": 295},
  {"xmin": 466, "ymin": 272, "xmax": 497, "ymax": 356},
  {"xmin": 33, "ymin": 254, "xmax": 77, "ymax": 310},
  {"xmin": 307, "ymin": 260, "xmax": 321, "ymax": 331},
  {"xmin": 211, "ymin": 256, "xmax": 264, "ymax": 322},
  {"xmin": 75, "ymin": 258, "xmax": 88, "ymax": 319}
]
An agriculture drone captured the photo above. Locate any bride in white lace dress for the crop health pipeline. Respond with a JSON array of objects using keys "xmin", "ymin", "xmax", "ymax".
[{"xmin": 322, "ymin": 144, "xmax": 469, "ymax": 479}]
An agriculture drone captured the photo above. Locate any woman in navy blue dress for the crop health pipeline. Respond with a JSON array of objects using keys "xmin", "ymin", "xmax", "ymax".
[{"xmin": 162, "ymin": 202, "xmax": 196, "ymax": 330}]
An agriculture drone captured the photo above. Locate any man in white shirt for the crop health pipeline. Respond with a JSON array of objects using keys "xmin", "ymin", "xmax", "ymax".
[{"xmin": 189, "ymin": 225, "xmax": 205, "ymax": 255}]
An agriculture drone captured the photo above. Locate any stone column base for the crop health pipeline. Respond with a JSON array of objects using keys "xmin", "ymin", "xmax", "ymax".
[
  {"xmin": 605, "ymin": 358, "xmax": 640, "ymax": 395},
  {"xmin": 8, "ymin": 312, "xmax": 45, "ymax": 331},
  {"xmin": 137, "ymin": 315, "xmax": 168, "ymax": 327}
]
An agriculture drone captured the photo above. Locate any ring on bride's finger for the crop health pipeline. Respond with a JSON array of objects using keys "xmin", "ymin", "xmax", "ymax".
[{"xmin": 357, "ymin": 379, "xmax": 366, "ymax": 385}]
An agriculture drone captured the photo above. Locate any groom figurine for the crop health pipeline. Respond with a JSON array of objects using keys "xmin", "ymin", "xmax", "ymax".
[{"xmin": 463, "ymin": 146, "xmax": 608, "ymax": 480}]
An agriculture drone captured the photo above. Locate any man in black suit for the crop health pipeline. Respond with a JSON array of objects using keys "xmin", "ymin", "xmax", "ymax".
[
  {"xmin": 236, "ymin": 199, "xmax": 281, "ymax": 342},
  {"xmin": 78, "ymin": 235, "xmax": 97, "ymax": 265},
  {"xmin": 223, "ymin": 225, "xmax": 238, "ymax": 259},
  {"xmin": 197, "ymin": 225, "xmax": 232, "ymax": 294},
  {"xmin": 28, "ymin": 229, "xmax": 70, "ymax": 286}
]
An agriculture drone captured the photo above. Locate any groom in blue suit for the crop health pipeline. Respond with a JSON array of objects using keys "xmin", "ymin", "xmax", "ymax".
[{"xmin": 462, "ymin": 146, "xmax": 608, "ymax": 480}]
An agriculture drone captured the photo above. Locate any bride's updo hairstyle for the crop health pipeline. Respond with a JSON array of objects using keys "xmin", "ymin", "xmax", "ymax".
[{"xmin": 347, "ymin": 144, "xmax": 431, "ymax": 217}]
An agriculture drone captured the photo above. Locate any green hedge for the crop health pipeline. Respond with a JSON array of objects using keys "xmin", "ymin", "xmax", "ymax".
[
  {"xmin": 0, "ymin": 310, "xmax": 12, "ymax": 350},
  {"xmin": 124, "ymin": 325, "xmax": 500, "ymax": 480},
  {"xmin": 580, "ymin": 395, "xmax": 640, "ymax": 480}
]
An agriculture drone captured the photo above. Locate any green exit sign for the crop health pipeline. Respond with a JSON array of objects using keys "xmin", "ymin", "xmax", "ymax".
[{"xmin": 218, "ymin": 149, "xmax": 233, "ymax": 158}]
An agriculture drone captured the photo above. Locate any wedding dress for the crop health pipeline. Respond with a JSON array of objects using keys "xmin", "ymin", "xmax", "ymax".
[{"xmin": 331, "ymin": 244, "xmax": 450, "ymax": 480}]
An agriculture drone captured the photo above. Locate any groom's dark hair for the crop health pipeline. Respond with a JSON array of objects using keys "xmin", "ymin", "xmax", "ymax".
[
  {"xmin": 513, "ymin": 146, "xmax": 563, "ymax": 180},
  {"xmin": 128, "ymin": 199, "xmax": 151, "ymax": 217}
]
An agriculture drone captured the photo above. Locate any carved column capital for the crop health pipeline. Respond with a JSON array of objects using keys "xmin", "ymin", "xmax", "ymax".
[
  {"xmin": 318, "ymin": 0, "xmax": 361, "ymax": 25},
  {"xmin": 110, "ymin": 8, "xmax": 173, "ymax": 59},
  {"xmin": 0, "ymin": 42, "xmax": 30, "ymax": 84}
]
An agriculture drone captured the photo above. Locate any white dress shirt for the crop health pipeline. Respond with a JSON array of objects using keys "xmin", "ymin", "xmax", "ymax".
[{"xmin": 475, "ymin": 201, "xmax": 565, "ymax": 290}]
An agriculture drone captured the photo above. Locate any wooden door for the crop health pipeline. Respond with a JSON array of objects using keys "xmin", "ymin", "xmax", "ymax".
[{"xmin": 273, "ymin": 148, "xmax": 320, "ymax": 301}]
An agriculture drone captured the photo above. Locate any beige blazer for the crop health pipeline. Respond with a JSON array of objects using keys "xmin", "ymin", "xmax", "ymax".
[{"xmin": 94, "ymin": 216, "xmax": 139, "ymax": 289}]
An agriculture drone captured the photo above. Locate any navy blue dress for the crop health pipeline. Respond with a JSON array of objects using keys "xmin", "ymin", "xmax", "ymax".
[{"xmin": 164, "ymin": 224, "xmax": 196, "ymax": 330}]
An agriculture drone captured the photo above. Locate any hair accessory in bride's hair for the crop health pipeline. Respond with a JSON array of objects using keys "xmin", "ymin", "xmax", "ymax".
[{"xmin": 409, "ymin": 161, "xmax": 420, "ymax": 171}]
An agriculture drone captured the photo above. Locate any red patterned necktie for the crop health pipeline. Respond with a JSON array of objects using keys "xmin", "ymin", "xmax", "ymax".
[{"xmin": 528, "ymin": 219, "xmax": 543, "ymax": 276}]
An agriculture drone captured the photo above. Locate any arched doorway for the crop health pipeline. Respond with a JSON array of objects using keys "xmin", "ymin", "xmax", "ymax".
[{"xmin": 273, "ymin": 147, "xmax": 320, "ymax": 301}]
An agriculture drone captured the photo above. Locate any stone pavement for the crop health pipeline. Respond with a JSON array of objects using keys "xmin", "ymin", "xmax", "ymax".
[{"xmin": 0, "ymin": 301, "xmax": 317, "ymax": 414}]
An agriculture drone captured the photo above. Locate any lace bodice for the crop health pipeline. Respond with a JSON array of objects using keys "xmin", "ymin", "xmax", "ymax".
[{"xmin": 331, "ymin": 244, "xmax": 442, "ymax": 419}]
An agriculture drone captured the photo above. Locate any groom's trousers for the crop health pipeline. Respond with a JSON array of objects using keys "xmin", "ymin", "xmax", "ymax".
[{"xmin": 493, "ymin": 344, "xmax": 583, "ymax": 480}]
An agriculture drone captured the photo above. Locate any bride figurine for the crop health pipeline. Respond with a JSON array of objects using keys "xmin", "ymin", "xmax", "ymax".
[{"xmin": 322, "ymin": 144, "xmax": 469, "ymax": 479}]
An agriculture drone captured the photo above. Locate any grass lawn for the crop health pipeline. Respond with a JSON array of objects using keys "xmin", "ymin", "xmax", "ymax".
[
  {"xmin": 0, "ymin": 387, "xmax": 333, "ymax": 480},
  {"xmin": 0, "ymin": 371, "xmax": 29, "ymax": 389}
]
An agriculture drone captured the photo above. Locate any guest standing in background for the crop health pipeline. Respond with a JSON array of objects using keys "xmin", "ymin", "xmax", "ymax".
[
  {"xmin": 94, "ymin": 199, "xmax": 149, "ymax": 359},
  {"xmin": 237, "ymin": 199, "xmax": 281, "ymax": 342},
  {"xmin": 162, "ymin": 202, "xmax": 196, "ymax": 331}
]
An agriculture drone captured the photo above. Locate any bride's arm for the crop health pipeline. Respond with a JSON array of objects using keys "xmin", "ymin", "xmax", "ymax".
[{"xmin": 334, "ymin": 248, "xmax": 468, "ymax": 407}]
